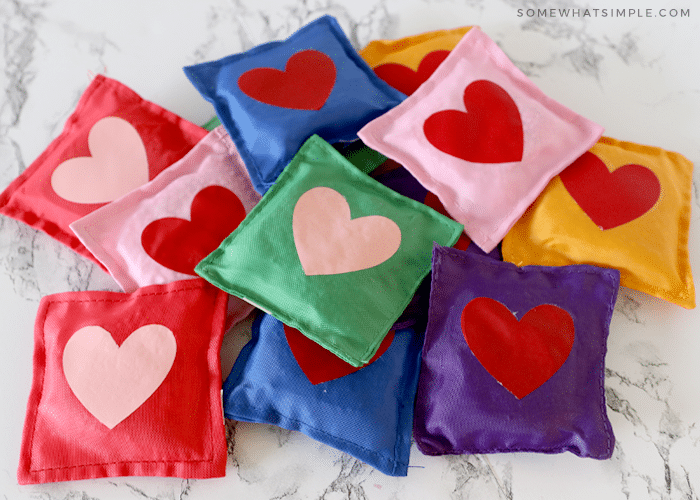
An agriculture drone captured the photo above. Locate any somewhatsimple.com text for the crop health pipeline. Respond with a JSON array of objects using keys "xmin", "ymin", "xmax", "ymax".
[{"xmin": 517, "ymin": 8, "xmax": 690, "ymax": 18}]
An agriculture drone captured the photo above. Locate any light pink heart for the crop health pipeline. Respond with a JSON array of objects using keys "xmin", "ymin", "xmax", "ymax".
[
  {"xmin": 51, "ymin": 116, "xmax": 149, "ymax": 204},
  {"xmin": 62, "ymin": 324, "xmax": 177, "ymax": 429},
  {"xmin": 292, "ymin": 186, "xmax": 402, "ymax": 276}
]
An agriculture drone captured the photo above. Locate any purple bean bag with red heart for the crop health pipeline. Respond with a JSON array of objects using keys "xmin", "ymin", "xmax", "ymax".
[{"xmin": 414, "ymin": 245, "xmax": 619, "ymax": 459}]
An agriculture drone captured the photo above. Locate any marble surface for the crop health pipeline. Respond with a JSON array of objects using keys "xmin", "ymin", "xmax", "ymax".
[{"xmin": 1, "ymin": 0, "xmax": 699, "ymax": 498}]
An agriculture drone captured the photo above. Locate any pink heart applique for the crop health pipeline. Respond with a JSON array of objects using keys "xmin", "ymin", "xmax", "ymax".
[
  {"xmin": 292, "ymin": 186, "xmax": 402, "ymax": 276},
  {"xmin": 62, "ymin": 324, "xmax": 177, "ymax": 429},
  {"xmin": 51, "ymin": 116, "xmax": 149, "ymax": 204}
]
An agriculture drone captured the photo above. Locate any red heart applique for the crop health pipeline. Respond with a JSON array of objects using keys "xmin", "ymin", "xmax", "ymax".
[
  {"xmin": 238, "ymin": 49, "xmax": 336, "ymax": 110},
  {"xmin": 141, "ymin": 185, "xmax": 246, "ymax": 275},
  {"xmin": 424, "ymin": 79, "xmax": 524, "ymax": 163},
  {"xmin": 461, "ymin": 297, "xmax": 575, "ymax": 399},
  {"xmin": 373, "ymin": 50, "xmax": 449, "ymax": 95},
  {"xmin": 559, "ymin": 151, "xmax": 661, "ymax": 230},
  {"xmin": 284, "ymin": 324, "xmax": 395, "ymax": 385}
]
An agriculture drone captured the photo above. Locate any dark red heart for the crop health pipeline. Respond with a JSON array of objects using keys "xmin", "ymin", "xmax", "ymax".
[
  {"xmin": 141, "ymin": 185, "xmax": 246, "ymax": 275},
  {"xmin": 369, "ymin": 158, "xmax": 403, "ymax": 178},
  {"xmin": 461, "ymin": 297, "xmax": 575, "ymax": 399},
  {"xmin": 423, "ymin": 191, "xmax": 471, "ymax": 251},
  {"xmin": 373, "ymin": 50, "xmax": 450, "ymax": 95},
  {"xmin": 424, "ymin": 79, "xmax": 524, "ymax": 163},
  {"xmin": 283, "ymin": 324, "xmax": 395, "ymax": 385},
  {"xmin": 559, "ymin": 151, "xmax": 661, "ymax": 230},
  {"xmin": 237, "ymin": 49, "xmax": 336, "ymax": 110}
]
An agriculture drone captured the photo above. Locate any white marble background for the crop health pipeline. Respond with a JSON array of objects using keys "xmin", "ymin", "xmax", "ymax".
[{"xmin": 1, "ymin": 0, "xmax": 699, "ymax": 499}]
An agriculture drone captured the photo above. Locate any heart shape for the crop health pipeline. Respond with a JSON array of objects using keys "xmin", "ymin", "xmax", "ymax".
[
  {"xmin": 373, "ymin": 50, "xmax": 449, "ymax": 95},
  {"xmin": 51, "ymin": 116, "xmax": 149, "ymax": 204},
  {"xmin": 559, "ymin": 151, "xmax": 661, "ymax": 230},
  {"xmin": 461, "ymin": 297, "xmax": 575, "ymax": 399},
  {"xmin": 141, "ymin": 185, "xmax": 246, "ymax": 275},
  {"xmin": 423, "ymin": 79, "xmax": 524, "ymax": 163},
  {"xmin": 238, "ymin": 49, "xmax": 336, "ymax": 110},
  {"xmin": 292, "ymin": 186, "xmax": 402, "ymax": 276},
  {"xmin": 62, "ymin": 324, "xmax": 177, "ymax": 429},
  {"xmin": 284, "ymin": 324, "xmax": 395, "ymax": 384}
]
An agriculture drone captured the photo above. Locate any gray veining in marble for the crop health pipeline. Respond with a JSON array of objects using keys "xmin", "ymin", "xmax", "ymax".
[
  {"xmin": 614, "ymin": 293, "xmax": 644, "ymax": 325},
  {"xmin": 1, "ymin": 1, "xmax": 699, "ymax": 499}
]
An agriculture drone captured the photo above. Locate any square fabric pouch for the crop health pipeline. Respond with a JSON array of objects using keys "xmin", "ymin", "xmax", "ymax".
[
  {"xmin": 17, "ymin": 279, "xmax": 228, "ymax": 484},
  {"xmin": 0, "ymin": 75, "xmax": 207, "ymax": 268},
  {"xmin": 358, "ymin": 27, "xmax": 604, "ymax": 253},
  {"xmin": 70, "ymin": 126, "xmax": 260, "ymax": 326},
  {"xmin": 413, "ymin": 245, "xmax": 620, "ymax": 459},
  {"xmin": 360, "ymin": 26, "xmax": 474, "ymax": 95},
  {"xmin": 503, "ymin": 137, "xmax": 695, "ymax": 308},
  {"xmin": 195, "ymin": 134, "xmax": 462, "ymax": 367},
  {"xmin": 223, "ymin": 313, "xmax": 424, "ymax": 476},
  {"xmin": 183, "ymin": 15, "xmax": 406, "ymax": 194}
]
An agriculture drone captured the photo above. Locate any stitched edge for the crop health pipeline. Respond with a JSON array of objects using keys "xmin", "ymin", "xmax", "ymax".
[
  {"xmin": 184, "ymin": 15, "xmax": 405, "ymax": 194},
  {"xmin": 358, "ymin": 28, "xmax": 602, "ymax": 252},
  {"xmin": 504, "ymin": 137, "xmax": 695, "ymax": 308},
  {"xmin": 225, "ymin": 328, "xmax": 411, "ymax": 472},
  {"xmin": 38, "ymin": 280, "xmax": 209, "ymax": 305},
  {"xmin": 31, "ymin": 458, "xmax": 216, "ymax": 472},
  {"xmin": 24, "ymin": 281, "xmax": 225, "ymax": 476},
  {"xmin": 0, "ymin": 75, "xmax": 206, "ymax": 271},
  {"xmin": 416, "ymin": 245, "xmax": 619, "ymax": 459},
  {"xmin": 198, "ymin": 135, "xmax": 461, "ymax": 366},
  {"xmin": 599, "ymin": 266, "xmax": 621, "ymax": 458}
]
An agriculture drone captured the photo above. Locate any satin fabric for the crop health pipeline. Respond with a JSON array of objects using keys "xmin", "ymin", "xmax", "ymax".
[
  {"xmin": 223, "ymin": 313, "xmax": 424, "ymax": 476},
  {"xmin": 195, "ymin": 135, "xmax": 462, "ymax": 367},
  {"xmin": 413, "ymin": 246, "xmax": 619, "ymax": 459},
  {"xmin": 70, "ymin": 126, "xmax": 259, "ymax": 327},
  {"xmin": 18, "ymin": 280, "xmax": 228, "ymax": 484},
  {"xmin": 0, "ymin": 75, "xmax": 207, "ymax": 269},
  {"xmin": 358, "ymin": 28, "xmax": 604, "ymax": 253},
  {"xmin": 183, "ymin": 15, "xmax": 406, "ymax": 195},
  {"xmin": 503, "ymin": 136, "xmax": 695, "ymax": 308}
]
